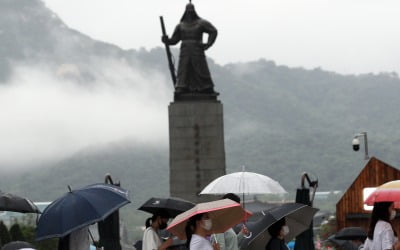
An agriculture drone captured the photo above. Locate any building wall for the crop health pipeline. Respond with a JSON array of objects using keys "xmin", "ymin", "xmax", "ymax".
[{"xmin": 336, "ymin": 157, "xmax": 400, "ymax": 230}]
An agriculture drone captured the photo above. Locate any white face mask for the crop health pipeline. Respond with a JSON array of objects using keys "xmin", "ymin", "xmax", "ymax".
[
  {"xmin": 282, "ymin": 225, "xmax": 290, "ymax": 235},
  {"xmin": 390, "ymin": 209, "xmax": 396, "ymax": 220},
  {"xmin": 201, "ymin": 219, "xmax": 213, "ymax": 231}
]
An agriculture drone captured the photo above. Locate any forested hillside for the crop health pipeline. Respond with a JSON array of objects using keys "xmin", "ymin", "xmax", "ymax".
[{"xmin": 1, "ymin": 0, "xmax": 400, "ymax": 208}]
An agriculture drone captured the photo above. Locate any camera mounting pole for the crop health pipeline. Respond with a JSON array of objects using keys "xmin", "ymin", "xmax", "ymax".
[{"xmin": 353, "ymin": 132, "xmax": 369, "ymax": 160}]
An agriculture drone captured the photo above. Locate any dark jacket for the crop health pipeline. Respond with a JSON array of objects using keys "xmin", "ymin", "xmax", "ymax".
[{"xmin": 265, "ymin": 237, "xmax": 289, "ymax": 250}]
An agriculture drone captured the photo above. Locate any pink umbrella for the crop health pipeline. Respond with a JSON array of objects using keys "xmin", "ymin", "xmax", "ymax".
[
  {"xmin": 167, "ymin": 199, "xmax": 251, "ymax": 240},
  {"xmin": 364, "ymin": 180, "xmax": 400, "ymax": 207}
]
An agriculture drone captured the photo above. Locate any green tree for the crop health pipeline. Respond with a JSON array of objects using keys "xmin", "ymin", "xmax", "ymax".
[
  {"xmin": 9, "ymin": 223, "xmax": 25, "ymax": 241},
  {"xmin": 34, "ymin": 239, "xmax": 59, "ymax": 250},
  {"xmin": 0, "ymin": 221, "xmax": 10, "ymax": 246},
  {"xmin": 19, "ymin": 224, "xmax": 58, "ymax": 250}
]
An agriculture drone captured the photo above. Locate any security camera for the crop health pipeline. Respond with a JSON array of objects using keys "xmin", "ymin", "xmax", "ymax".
[{"xmin": 352, "ymin": 137, "xmax": 360, "ymax": 151}]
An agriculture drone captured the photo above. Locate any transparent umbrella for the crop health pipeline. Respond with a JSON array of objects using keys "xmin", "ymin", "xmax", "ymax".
[
  {"xmin": 200, "ymin": 167, "xmax": 286, "ymax": 196},
  {"xmin": 200, "ymin": 167, "xmax": 286, "ymax": 239},
  {"xmin": 200, "ymin": 166, "xmax": 286, "ymax": 215}
]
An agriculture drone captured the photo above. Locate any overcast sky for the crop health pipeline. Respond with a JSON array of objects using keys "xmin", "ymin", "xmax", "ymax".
[{"xmin": 41, "ymin": 0, "xmax": 400, "ymax": 75}]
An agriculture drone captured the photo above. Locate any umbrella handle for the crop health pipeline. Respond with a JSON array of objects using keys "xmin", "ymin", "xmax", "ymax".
[
  {"xmin": 88, "ymin": 229, "xmax": 97, "ymax": 246},
  {"xmin": 212, "ymin": 233, "xmax": 218, "ymax": 243},
  {"xmin": 243, "ymin": 231, "xmax": 252, "ymax": 239},
  {"xmin": 241, "ymin": 224, "xmax": 252, "ymax": 239}
]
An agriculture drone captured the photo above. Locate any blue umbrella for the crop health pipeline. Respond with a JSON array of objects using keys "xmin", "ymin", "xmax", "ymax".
[{"xmin": 36, "ymin": 183, "xmax": 130, "ymax": 241}]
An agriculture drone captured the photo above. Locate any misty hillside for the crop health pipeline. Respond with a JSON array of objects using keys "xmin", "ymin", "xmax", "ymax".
[
  {"xmin": 1, "ymin": 0, "xmax": 400, "ymax": 209},
  {"xmin": 0, "ymin": 0, "xmax": 166, "ymax": 85}
]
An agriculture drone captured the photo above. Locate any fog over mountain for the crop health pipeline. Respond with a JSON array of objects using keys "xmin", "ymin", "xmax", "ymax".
[
  {"xmin": 1, "ymin": 0, "xmax": 400, "ymax": 205},
  {"xmin": 0, "ymin": 63, "xmax": 169, "ymax": 167},
  {"xmin": 0, "ymin": 0, "xmax": 171, "ymax": 168}
]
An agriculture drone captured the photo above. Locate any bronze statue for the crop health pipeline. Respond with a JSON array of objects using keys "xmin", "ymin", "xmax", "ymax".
[{"xmin": 161, "ymin": 3, "xmax": 218, "ymax": 99}]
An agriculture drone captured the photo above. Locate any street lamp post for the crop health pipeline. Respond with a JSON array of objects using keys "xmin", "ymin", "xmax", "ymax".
[{"xmin": 352, "ymin": 132, "xmax": 369, "ymax": 160}]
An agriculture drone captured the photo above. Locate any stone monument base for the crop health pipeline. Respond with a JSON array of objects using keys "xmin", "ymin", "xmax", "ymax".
[{"xmin": 169, "ymin": 100, "xmax": 226, "ymax": 203}]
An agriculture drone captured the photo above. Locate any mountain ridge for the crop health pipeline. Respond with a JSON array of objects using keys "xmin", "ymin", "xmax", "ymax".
[{"xmin": 1, "ymin": 0, "xmax": 400, "ymax": 206}]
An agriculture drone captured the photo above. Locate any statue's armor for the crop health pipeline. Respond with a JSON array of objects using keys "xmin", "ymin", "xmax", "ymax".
[{"xmin": 168, "ymin": 15, "xmax": 217, "ymax": 93}]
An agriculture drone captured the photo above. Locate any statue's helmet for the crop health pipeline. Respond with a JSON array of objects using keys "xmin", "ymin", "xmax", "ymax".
[
  {"xmin": 186, "ymin": 3, "xmax": 195, "ymax": 11},
  {"xmin": 181, "ymin": 3, "xmax": 200, "ymax": 21}
]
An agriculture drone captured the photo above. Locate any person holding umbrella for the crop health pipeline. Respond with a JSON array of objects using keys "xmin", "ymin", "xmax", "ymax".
[
  {"xmin": 363, "ymin": 202, "xmax": 399, "ymax": 250},
  {"xmin": 167, "ymin": 199, "xmax": 250, "ymax": 250},
  {"xmin": 142, "ymin": 209, "xmax": 173, "ymax": 250},
  {"xmin": 211, "ymin": 193, "xmax": 248, "ymax": 250},
  {"xmin": 185, "ymin": 212, "xmax": 220, "ymax": 250},
  {"xmin": 35, "ymin": 184, "xmax": 131, "ymax": 249},
  {"xmin": 264, "ymin": 218, "xmax": 289, "ymax": 250}
]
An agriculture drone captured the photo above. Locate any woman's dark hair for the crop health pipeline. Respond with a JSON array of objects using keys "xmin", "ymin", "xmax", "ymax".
[
  {"xmin": 185, "ymin": 213, "xmax": 204, "ymax": 248},
  {"xmin": 367, "ymin": 202, "xmax": 393, "ymax": 240},
  {"xmin": 268, "ymin": 218, "xmax": 286, "ymax": 238},
  {"xmin": 223, "ymin": 193, "xmax": 240, "ymax": 204},
  {"xmin": 145, "ymin": 209, "xmax": 170, "ymax": 228}
]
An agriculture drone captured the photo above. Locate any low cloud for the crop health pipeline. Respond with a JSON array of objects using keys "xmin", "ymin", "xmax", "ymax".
[{"xmin": 0, "ymin": 60, "xmax": 171, "ymax": 169}]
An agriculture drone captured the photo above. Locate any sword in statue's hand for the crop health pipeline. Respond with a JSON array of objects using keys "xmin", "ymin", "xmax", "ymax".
[{"xmin": 160, "ymin": 16, "xmax": 177, "ymax": 87}]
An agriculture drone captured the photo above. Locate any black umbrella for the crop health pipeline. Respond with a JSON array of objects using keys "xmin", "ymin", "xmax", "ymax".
[
  {"xmin": 240, "ymin": 203, "xmax": 318, "ymax": 250},
  {"xmin": 0, "ymin": 191, "xmax": 40, "ymax": 213},
  {"xmin": 1, "ymin": 240, "xmax": 35, "ymax": 250},
  {"xmin": 138, "ymin": 197, "xmax": 195, "ymax": 217},
  {"xmin": 326, "ymin": 235, "xmax": 358, "ymax": 250},
  {"xmin": 133, "ymin": 240, "xmax": 142, "ymax": 250},
  {"xmin": 341, "ymin": 241, "xmax": 359, "ymax": 250},
  {"xmin": 335, "ymin": 227, "xmax": 367, "ymax": 241},
  {"xmin": 325, "ymin": 234, "xmax": 346, "ymax": 246}
]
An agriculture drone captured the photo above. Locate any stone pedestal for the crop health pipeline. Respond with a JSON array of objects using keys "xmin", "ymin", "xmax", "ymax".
[{"xmin": 169, "ymin": 101, "xmax": 226, "ymax": 203}]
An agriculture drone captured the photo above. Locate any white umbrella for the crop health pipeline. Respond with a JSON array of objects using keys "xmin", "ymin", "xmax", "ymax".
[
  {"xmin": 200, "ymin": 167, "xmax": 286, "ymax": 195},
  {"xmin": 200, "ymin": 167, "xmax": 286, "ymax": 239}
]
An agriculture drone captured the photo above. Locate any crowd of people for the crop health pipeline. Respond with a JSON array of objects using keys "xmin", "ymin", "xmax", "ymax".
[
  {"xmin": 140, "ymin": 198, "xmax": 400, "ymax": 250},
  {"xmin": 140, "ymin": 193, "xmax": 289, "ymax": 250}
]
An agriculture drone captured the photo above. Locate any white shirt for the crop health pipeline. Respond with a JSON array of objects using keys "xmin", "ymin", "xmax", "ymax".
[
  {"xmin": 363, "ymin": 220, "xmax": 396, "ymax": 250},
  {"xmin": 143, "ymin": 227, "xmax": 162, "ymax": 250},
  {"xmin": 190, "ymin": 234, "xmax": 213, "ymax": 250},
  {"xmin": 69, "ymin": 226, "xmax": 90, "ymax": 250},
  {"xmin": 212, "ymin": 228, "xmax": 242, "ymax": 250}
]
